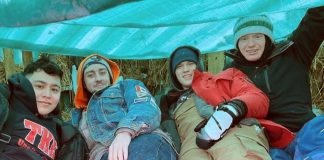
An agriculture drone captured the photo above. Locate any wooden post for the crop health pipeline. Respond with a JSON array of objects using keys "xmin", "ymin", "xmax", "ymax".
[
  {"xmin": 23, "ymin": 51, "xmax": 33, "ymax": 67},
  {"xmin": 207, "ymin": 51, "xmax": 225, "ymax": 74},
  {"xmin": 3, "ymin": 48, "xmax": 16, "ymax": 79}
]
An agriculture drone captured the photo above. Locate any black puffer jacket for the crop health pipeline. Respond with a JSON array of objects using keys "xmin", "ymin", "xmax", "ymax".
[
  {"xmin": 0, "ymin": 73, "xmax": 60, "ymax": 160},
  {"xmin": 225, "ymin": 6, "xmax": 324, "ymax": 132}
]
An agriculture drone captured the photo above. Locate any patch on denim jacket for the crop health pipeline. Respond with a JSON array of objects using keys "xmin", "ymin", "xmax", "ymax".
[
  {"xmin": 135, "ymin": 85, "xmax": 148, "ymax": 97},
  {"xmin": 134, "ymin": 97, "xmax": 148, "ymax": 103}
]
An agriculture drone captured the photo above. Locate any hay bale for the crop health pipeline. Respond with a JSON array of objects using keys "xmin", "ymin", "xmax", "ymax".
[
  {"xmin": 52, "ymin": 55, "xmax": 72, "ymax": 91},
  {"xmin": 310, "ymin": 42, "xmax": 324, "ymax": 112},
  {"xmin": 116, "ymin": 59, "xmax": 169, "ymax": 95},
  {"xmin": 0, "ymin": 62, "xmax": 5, "ymax": 83},
  {"xmin": 15, "ymin": 65, "xmax": 24, "ymax": 73},
  {"xmin": 0, "ymin": 61, "xmax": 24, "ymax": 83}
]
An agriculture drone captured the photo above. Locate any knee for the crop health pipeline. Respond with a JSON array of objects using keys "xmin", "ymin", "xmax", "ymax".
[{"xmin": 129, "ymin": 134, "xmax": 177, "ymax": 160}]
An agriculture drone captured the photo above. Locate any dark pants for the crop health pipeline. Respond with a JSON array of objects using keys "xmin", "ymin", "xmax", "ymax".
[{"xmin": 101, "ymin": 133, "xmax": 177, "ymax": 160}]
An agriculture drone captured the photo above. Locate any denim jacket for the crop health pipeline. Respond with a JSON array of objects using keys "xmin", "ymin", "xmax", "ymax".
[{"xmin": 71, "ymin": 79, "xmax": 161, "ymax": 146}]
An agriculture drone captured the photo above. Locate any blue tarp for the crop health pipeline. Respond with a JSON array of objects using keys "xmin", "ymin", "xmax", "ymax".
[{"xmin": 0, "ymin": 1, "xmax": 323, "ymax": 59}]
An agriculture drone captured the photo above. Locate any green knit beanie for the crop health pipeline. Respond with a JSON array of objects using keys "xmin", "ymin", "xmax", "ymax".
[{"xmin": 233, "ymin": 15, "xmax": 273, "ymax": 46}]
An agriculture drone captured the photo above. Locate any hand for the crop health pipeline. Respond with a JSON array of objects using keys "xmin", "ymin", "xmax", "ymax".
[
  {"xmin": 195, "ymin": 104, "xmax": 242, "ymax": 149},
  {"xmin": 109, "ymin": 131, "xmax": 132, "ymax": 160},
  {"xmin": 198, "ymin": 111, "xmax": 233, "ymax": 141}
]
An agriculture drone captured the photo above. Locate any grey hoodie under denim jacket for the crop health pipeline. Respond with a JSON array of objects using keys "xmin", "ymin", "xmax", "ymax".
[{"xmin": 71, "ymin": 79, "xmax": 161, "ymax": 146}]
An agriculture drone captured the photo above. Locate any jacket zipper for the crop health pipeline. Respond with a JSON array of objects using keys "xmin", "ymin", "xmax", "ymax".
[
  {"xmin": 254, "ymin": 66, "xmax": 271, "ymax": 93},
  {"xmin": 264, "ymin": 68, "xmax": 271, "ymax": 93}
]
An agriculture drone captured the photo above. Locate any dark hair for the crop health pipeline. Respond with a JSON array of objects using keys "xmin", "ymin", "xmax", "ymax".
[{"xmin": 24, "ymin": 55, "xmax": 63, "ymax": 79}]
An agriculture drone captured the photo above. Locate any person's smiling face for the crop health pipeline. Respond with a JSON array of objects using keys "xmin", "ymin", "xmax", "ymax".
[
  {"xmin": 26, "ymin": 69, "xmax": 61, "ymax": 116},
  {"xmin": 175, "ymin": 61, "xmax": 197, "ymax": 89},
  {"xmin": 238, "ymin": 33, "xmax": 266, "ymax": 61}
]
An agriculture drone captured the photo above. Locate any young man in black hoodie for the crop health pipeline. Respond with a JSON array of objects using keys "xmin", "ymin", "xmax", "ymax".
[
  {"xmin": 0, "ymin": 56, "xmax": 63, "ymax": 160},
  {"xmin": 225, "ymin": 6, "xmax": 324, "ymax": 159}
]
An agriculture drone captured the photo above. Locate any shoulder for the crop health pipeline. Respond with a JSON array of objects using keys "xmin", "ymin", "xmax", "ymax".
[
  {"xmin": 121, "ymin": 79, "xmax": 145, "ymax": 85},
  {"xmin": 119, "ymin": 79, "xmax": 148, "ymax": 90},
  {"xmin": 0, "ymin": 83, "xmax": 10, "ymax": 99},
  {"xmin": 270, "ymin": 39, "xmax": 294, "ymax": 58},
  {"xmin": 0, "ymin": 91, "xmax": 9, "ymax": 130},
  {"xmin": 212, "ymin": 68, "xmax": 247, "ymax": 80}
]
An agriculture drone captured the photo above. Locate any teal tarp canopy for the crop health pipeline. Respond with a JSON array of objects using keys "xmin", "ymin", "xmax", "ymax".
[
  {"xmin": 0, "ymin": 0, "xmax": 134, "ymax": 27},
  {"xmin": 0, "ymin": 0, "xmax": 323, "ymax": 59}
]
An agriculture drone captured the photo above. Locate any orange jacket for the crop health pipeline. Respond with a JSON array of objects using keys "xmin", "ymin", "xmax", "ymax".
[{"xmin": 192, "ymin": 68, "xmax": 294, "ymax": 148}]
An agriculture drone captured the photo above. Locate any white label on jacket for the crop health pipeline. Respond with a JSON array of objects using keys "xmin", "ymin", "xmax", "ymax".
[{"xmin": 134, "ymin": 97, "xmax": 148, "ymax": 103}]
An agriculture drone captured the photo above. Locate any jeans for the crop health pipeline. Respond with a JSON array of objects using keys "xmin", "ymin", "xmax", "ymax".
[
  {"xmin": 270, "ymin": 136, "xmax": 297, "ymax": 160},
  {"xmin": 270, "ymin": 148, "xmax": 292, "ymax": 160},
  {"xmin": 100, "ymin": 133, "xmax": 177, "ymax": 160}
]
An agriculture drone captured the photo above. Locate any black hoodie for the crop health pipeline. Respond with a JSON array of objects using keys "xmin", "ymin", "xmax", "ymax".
[
  {"xmin": 0, "ymin": 73, "xmax": 59, "ymax": 160},
  {"xmin": 225, "ymin": 6, "xmax": 324, "ymax": 132}
]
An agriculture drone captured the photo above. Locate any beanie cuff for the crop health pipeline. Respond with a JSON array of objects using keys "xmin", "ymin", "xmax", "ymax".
[{"xmin": 233, "ymin": 15, "xmax": 273, "ymax": 47}]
